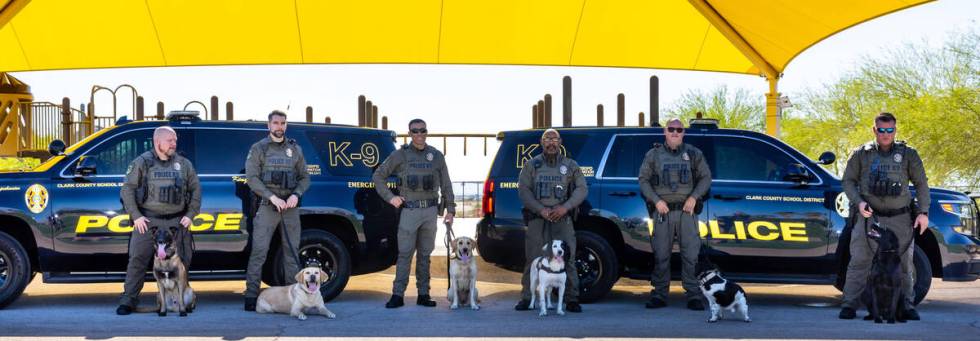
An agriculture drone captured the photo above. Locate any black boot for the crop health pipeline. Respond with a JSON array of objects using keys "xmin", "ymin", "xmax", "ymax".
[
  {"xmin": 839, "ymin": 307, "xmax": 856, "ymax": 319},
  {"xmin": 904, "ymin": 308, "xmax": 920, "ymax": 321},
  {"xmin": 645, "ymin": 297, "xmax": 667, "ymax": 309},
  {"xmin": 115, "ymin": 304, "xmax": 133, "ymax": 315},
  {"xmin": 514, "ymin": 299, "xmax": 531, "ymax": 311},
  {"xmin": 244, "ymin": 297, "xmax": 257, "ymax": 312},
  {"xmin": 416, "ymin": 294, "xmax": 437, "ymax": 307},
  {"xmin": 565, "ymin": 301, "xmax": 582, "ymax": 313},
  {"xmin": 385, "ymin": 295, "xmax": 404, "ymax": 308}
]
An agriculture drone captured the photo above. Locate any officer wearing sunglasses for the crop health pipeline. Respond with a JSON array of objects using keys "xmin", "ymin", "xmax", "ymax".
[
  {"xmin": 372, "ymin": 118, "xmax": 455, "ymax": 308},
  {"xmin": 839, "ymin": 112, "xmax": 929, "ymax": 321},
  {"xmin": 638, "ymin": 118, "xmax": 712, "ymax": 310}
]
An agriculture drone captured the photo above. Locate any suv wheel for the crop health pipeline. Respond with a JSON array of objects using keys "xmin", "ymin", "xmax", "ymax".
[
  {"xmin": 0, "ymin": 231, "xmax": 31, "ymax": 309},
  {"xmin": 575, "ymin": 231, "xmax": 619, "ymax": 303},
  {"xmin": 271, "ymin": 229, "xmax": 352, "ymax": 302}
]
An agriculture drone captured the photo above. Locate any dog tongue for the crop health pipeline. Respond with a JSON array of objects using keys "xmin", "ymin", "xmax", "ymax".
[
  {"xmin": 156, "ymin": 244, "xmax": 166, "ymax": 259},
  {"xmin": 308, "ymin": 282, "xmax": 318, "ymax": 293},
  {"xmin": 460, "ymin": 254, "xmax": 470, "ymax": 262}
]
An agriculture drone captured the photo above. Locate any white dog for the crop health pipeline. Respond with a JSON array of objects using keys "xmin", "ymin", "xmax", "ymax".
[
  {"xmin": 696, "ymin": 255, "xmax": 750, "ymax": 323},
  {"xmin": 447, "ymin": 236, "xmax": 480, "ymax": 310},
  {"xmin": 256, "ymin": 266, "xmax": 336, "ymax": 320},
  {"xmin": 529, "ymin": 240, "xmax": 568, "ymax": 316}
]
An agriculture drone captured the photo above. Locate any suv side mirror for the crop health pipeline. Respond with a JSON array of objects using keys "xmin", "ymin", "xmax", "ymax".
[
  {"xmin": 782, "ymin": 163, "xmax": 811, "ymax": 184},
  {"xmin": 74, "ymin": 156, "xmax": 98, "ymax": 177},
  {"xmin": 48, "ymin": 139, "xmax": 66, "ymax": 156},
  {"xmin": 817, "ymin": 151, "xmax": 836, "ymax": 165}
]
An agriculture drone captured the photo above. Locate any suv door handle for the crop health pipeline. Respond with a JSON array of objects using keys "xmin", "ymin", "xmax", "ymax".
[
  {"xmin": 609, "ymin": 191, "xmax": 637, "ymax": 197},
  {"xmin": 713, "ymin": 194, "xmax": 742, "ymax": 201}
]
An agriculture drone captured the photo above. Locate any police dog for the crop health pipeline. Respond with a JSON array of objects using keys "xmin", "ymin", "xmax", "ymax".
[
  {"xmin": 447, "ymin": 236, "xmax": 480, "ymax": 310},
  {"xmin": 139, "ymin": 226, "xmax": 196, "ymax": 316},
  {"xmin": 696, "ymin": 253, "xmax": 750, "ymax": 323},
  {"xmin": 256, "ymin": 266, "xmax": 335, "ymax": 320},
  {"xmin": 529, "ymin": 240, "xmax": 569, "ymax": 316},
  {"xmin": 861, "ymin": 223, "xmax": 908, "ymax": 324}
]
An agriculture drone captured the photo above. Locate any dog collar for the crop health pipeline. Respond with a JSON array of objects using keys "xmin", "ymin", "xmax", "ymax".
[{"xmin": 537, "ymin": 261, "xmax": 565, "ymax": 274}]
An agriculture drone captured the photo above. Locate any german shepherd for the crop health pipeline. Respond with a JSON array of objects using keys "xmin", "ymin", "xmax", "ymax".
[
  {"xmin": 137, "ymin": 226, "xmax": 196, "ymax": 316},
  {"xmin": 861, "ymin": 222, "xmax": 907, "ymax": 324}
]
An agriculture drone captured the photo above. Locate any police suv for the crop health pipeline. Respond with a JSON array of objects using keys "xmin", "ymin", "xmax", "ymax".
[
  {"xmin": 477, "ymin": 119, "xmax": 980, "ymax": 303},
  {"xmin": 0, "ymin": 112, "xmax": 400, "ymax": 308}
]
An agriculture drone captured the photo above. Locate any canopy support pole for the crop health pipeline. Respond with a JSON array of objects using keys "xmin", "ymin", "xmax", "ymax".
[{"xmin": 765, "ymin": 76, "xmax": 780, "ymax": 137}]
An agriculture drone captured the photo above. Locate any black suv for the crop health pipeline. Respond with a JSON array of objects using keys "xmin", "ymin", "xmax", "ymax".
[
  {"xmin": 477, "ymin": 120, "xmax": 980, "ymax": 303},
  {"xmin": 0, "ymin": 113, "xmax": 400, "ymax": 308}
]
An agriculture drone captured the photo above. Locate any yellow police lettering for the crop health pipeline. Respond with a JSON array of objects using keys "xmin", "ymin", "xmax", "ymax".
[
  {"xmin": 747, "ymin": 221, "xmax": 780, "ymax": 241},
  {"xmin": 780, "ymin": 222, "xmax": 809, "ymax": 242},
  {"xmin": 215, "ymin": 213, "xmax": 242, "ymax": 231},
  {"xmin": 191, "ymin": 214, "xmax": 214, "ymax": 232},
  {"xmin": 107, "ymin": 215, "xmax": 133, "ymax": 233},
  {"xmin": 709, "ymin": 220, "xmax": 736, "ymax": 240},
  {"xmin": 76, "ymin": 216, "xmax": 109, "ymax": 234},
  {"xmin": 732, "ymin": 221, "xmax": 748, "ymax": 240}
]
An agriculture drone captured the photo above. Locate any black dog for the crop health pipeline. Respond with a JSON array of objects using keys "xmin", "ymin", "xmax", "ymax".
[{"xmin": 860, "ymin": 222, "xmax": 907, "ymax": 324}]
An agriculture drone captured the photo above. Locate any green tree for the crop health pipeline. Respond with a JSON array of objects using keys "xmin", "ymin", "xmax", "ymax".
[
  {"xmin": 665, "ymin": 85, "xmax": 765, "ymax": 132},
  {"xmin": 785, "ymin": 27, "xmax": 980, "ymax": 189}
]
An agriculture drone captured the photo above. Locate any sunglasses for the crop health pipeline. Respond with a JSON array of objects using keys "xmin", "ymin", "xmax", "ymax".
[
  {"xmin": 542, "ymin": 137, "xmax": 561, "ymax": 142},
  {"xmin": 875, "ymin": 127, "xmax": 896, "ymax": 134},
  {"xmin": 667, "ymin": 127, "xmax": 684, "ymax": 133},
  {"xmin": 410, "ymin": 128, "xmax": 428, "ymax": 134}
]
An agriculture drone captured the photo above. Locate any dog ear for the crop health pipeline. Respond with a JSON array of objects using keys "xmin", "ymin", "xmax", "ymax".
[
  {"xmin": 294, "ymin": 269, "xmax": 305, "ymax": 284},
  {"xmin": 169, "ymin": 226, "xmax": 179, "ymax": 235},
  {"xmin": 450, "ymin": 238, "xmax": 458, "ymax": 256},
  {"xmin": 319, "ymin": 269, "xmax": 329, "ymax": 284},
  {"xmin": 149, "ymin": 226, "xmax": 158, "ymax": 234}
]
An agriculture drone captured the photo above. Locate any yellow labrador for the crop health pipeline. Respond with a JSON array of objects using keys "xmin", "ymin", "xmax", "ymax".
[
  {"xmin": 447, "ymin": 236, "xmax": 480, "ymax": 310},
  {"xmin": 256, "ymin": 266, "xmax": 335, "ymax": 320}
]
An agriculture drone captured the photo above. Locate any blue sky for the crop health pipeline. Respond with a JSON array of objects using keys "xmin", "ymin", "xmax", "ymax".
[{"xmin": 12, "ymin": 0, "xmax": 978, "ymax": 181}]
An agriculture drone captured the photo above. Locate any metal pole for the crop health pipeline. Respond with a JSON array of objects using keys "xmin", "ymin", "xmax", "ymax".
[
  {"xmin": 563, "ymin": 76, "xmax": 572, "ymax": 127},
  {"xmin": 617, "ymin": 93, "xmax": 625, "ymax": 127}
]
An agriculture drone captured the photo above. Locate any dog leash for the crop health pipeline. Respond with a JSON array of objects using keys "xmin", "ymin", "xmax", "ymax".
[
  {"xmin": 443, "ymin": 219, "xmax": 455, "ymax": 288},
  {"xmin": 276, "ymin": 203, "xmax": 304, "ymax": 276}
]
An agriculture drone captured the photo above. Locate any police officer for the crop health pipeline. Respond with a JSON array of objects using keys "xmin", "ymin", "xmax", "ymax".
[
  {"xmin": 839, "ymin": 112, "xmax": 928, "ymax": 320},
  {"xmin": 243, "ymin": 110, "xmax": 311, "ymax": 311},
  {"xmin": 373, "ymin": 118, "xmax": 455, "ymax": 308},
  {"xmin": 638, "ymin": 118, "xmax": 711, "ymax": 310},
  {"xmin": 513, "ymin": 129, "xmax": 587, "ymax": 313},
  {"xmin": 116, "ymin": 126, "xmax": 201, "ymax": 315}
]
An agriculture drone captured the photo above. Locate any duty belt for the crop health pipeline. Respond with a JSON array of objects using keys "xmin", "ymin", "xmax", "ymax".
[
  {"xmin": 403, "ymin": 199, "xmax": 438, "ymax": 209},
  {"xmin": 872, "ymin": 206, "xmax": 909, "ymax": 218},
  {"xmin": 142, "ymin": 210, "xmax": 187, "ymax": 220}
]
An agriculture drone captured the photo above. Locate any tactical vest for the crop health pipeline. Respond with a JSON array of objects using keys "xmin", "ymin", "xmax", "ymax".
[
  {"xmin": 648, "ymin": 144, "xmax": 695, "ymax": 203},
  {"xmin": 530, "ymin": 156, "xmax": 575, "ymax": 207},
  {"xmin": 138, "ymin": 154, "xmax": 187, "ymax": 213},
  {"xmin": 398, "ymin": 145, "xmax": 440, "ymax": 197},
  {"xmin": 260, "ymin": 139, "xmax": 300, "ymax": 192},
  {"xmin": 860, "ymin": 142, "xmax": 909, "ymax": 198}
]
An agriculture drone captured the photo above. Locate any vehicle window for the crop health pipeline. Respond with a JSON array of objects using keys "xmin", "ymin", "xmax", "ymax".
[
  {"xmin": 601, "ymin": 136, "xmax": 637, "ymax": 178},
  {"xmin": 192, "ymin": 129, "xmax": 267, "ymax": 174},
  {"xmin": 70, "ymin": 129, "xmax": 154, "ymax": 175},
  {"xmin": 306, "ymin": 132, "xmax": 396, "ymax": 177},
  {"xmin": 713, "ymin": 136, "xmax": 796, "ymax": 181}
]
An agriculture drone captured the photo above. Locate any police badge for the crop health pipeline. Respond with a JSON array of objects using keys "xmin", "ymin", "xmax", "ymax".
[
  {"xmin": 682, "ymin": 152, "xmax": 690, "ymax": 161},
  {"xmin": 286, "ymin": 148, "xmax": 293, "ymax": 158},
  {"xmin": 560, "ymin": 165, "xmax": 568, "ymax": 175},
  {"xmin": 174, "ymin": 163, "xmax": 181, "ymax": 171},
  {"xmin": 426, "ymin": 153, "xmax": 433, "ymax": 161},
  {"xmin": 894, "ymin": 153, "xmax": 902, "ymax": 163}
]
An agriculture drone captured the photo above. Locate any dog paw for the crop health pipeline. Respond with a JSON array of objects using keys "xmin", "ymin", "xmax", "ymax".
[
  {"xmin": 471, "ymin": 304, "xmax": 480, "ymax": 311},
  {"xmin": 179, "ymin": 312, "xmax": 187, "ymax": 317},
  {"xmin": 539, "ymin": 311, "xmax": 547, "ymax": 317},
  {"xmin": 450, "ymin": 304, "xmax": 459, "ymax": 310},
  {"xmin": 158, "ymin": 312, "xmax": 166, "ymax": 317},
  {"xmin": 707, "ymin": 318, "xmax": 718, "ymax": 323},
  {"xmin": 874, "ymin": 318, "xmax": 883, "ymax": 324},
  {"xmin": 744, "ymin": 318, "xmax": 751, "ymax": 323},
  {"xmin": 297, "ymin": 314, "xmax": 307, "ymax": 321},
  {"xmin": 326, "ymin": 312, "xmax": 336, "ymax": 319},
  {"xmin": 557, "ymin": 310, "xmax": 565, "ymax": 316}
]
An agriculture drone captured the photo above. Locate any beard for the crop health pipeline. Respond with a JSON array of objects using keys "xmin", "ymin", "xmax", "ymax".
[
  {"xmin": 271, "ymin": 129, "xmax": 285, "ymax": 138},
  {"xmin": 543, "ymin": 145, "xmax": 559, "ymax": 163}
]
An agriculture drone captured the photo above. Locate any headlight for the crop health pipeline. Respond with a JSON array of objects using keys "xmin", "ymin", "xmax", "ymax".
[{"xmin": 941, "ymin": 201, "xmax": 976, "ymax": 236}]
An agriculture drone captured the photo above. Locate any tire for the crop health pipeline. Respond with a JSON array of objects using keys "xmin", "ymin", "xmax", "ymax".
[
  {"xmin": 0, "ymin": 231, "xmax": 32, "ymax": 309},
  {"xmin": 911, "ymin": 245, "xmax": 931, "ymax": 305},
  {"xmin": 574, "ymin": 231, "xmax": 619, "ymax": 303},
  {"xmin": 272, "ymin": 229, "xmax": 352, "ymax": 302}
]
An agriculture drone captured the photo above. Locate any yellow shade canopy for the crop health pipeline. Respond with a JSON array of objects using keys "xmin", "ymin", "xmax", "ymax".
[{"xmin": 0, "ymin": 0, "xmax": 931, "ymax": 77}]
